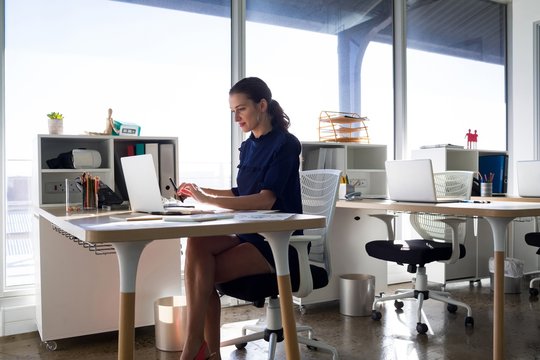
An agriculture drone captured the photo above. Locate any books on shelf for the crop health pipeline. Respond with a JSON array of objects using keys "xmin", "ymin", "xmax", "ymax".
[{"xmin": 145, "ymin": 143, "xmax": 159, "ymax": 179}]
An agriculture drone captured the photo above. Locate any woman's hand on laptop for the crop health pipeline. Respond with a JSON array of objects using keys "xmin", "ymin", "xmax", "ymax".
[{"xmin": 177, "ymin": 183, "xmax": 210, "ymax": 203}]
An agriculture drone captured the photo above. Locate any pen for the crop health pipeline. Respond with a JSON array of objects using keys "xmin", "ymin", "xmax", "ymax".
[
  {"xmin": 169, "ymin": 177, "xmax": 186, "ymax": 202},
  {"xmin": 460, "ymin": 200, "xmax": 491, "ymax": 204}
]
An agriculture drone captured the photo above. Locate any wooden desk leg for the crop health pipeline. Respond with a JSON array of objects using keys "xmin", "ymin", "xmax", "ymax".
[
  {"xmin": 261, "ymin": 231, "xmax": 300, "ymax": 360},
  {"xmin": 484, "ymin": 217, "xmax": 513, "ymax": 360},
  {"xmin": 112, "ymin": 241, "xmax": 151, "ymax": 360}
]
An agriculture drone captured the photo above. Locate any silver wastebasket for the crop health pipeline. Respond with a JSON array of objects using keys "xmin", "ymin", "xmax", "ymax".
[
  {"xmin": 339, "ymin": 274, "xmax": 375, "ymax": 316},
  {"xmin": 154, "ymin": 296, "xmax": 187, "ymax": 351}
]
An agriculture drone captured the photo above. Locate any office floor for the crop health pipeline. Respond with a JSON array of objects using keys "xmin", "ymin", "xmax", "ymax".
[{"xmin": 1, "ymin": 279, "xmax": 539, "ymax": 360}]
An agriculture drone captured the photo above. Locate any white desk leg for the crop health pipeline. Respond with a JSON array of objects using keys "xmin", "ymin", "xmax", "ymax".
[
  {"xmin": 484, "ymin": 217, "xmax": 513, "ymax": 360},
  {"xmin": 112, "ymin": 241, "xmax": 151, "ymax": 360},
  {"xmin": 261, "ymin": 231, "xmax": 299, "ymax": 360}
]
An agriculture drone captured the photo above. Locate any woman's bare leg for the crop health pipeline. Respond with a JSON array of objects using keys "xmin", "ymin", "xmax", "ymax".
[{"xmin": 180, "ymin": 236, "xmax": 272, "ymax": 360}]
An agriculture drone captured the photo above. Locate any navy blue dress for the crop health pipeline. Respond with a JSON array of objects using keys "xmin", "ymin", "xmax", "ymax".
[{"xmin": 231, "ymin": 128, "xmax": 303, "ymax": 274}]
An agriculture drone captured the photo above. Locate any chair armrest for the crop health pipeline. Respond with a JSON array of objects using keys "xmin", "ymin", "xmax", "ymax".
[
  {"xmin": 289, "ymin": 235, "xmax": 320, "ymax": 298},
  {"xmin": 369, "ymin": 214, "xmax": 397, "ymax": 241},
  {"xmin": 438, "ymin": 218, "xmax": 466, "ymax": 264}
]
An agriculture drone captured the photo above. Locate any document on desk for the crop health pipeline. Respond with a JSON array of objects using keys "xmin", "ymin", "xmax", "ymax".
[
  {"xmin": 234, "ymin": 212, "xmax": 294, "ymax": 221},
  {"xmin": 162, "ymin": 213, "xmax": 234, "ymax": 222}
]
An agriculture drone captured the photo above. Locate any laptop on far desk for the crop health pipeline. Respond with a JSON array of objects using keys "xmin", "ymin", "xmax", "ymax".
[
  {"xmin": 517, "ymin": 161, "xmax": 540, "ymax": 197},
  {"xmin": 120, "ymin": 154, "xmax": 207, "ymax": 215},
  {"xmin": 385, "ymin": 159, "xmax": 465, "ymax": 203}
]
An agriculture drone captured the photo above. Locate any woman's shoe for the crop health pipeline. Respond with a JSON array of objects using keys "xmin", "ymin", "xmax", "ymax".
[{"xmin": 193, "ymin": 341, "xmax": 216, "ymax": 360}]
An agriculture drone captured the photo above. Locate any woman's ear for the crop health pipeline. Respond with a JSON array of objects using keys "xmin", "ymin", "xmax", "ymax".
[{"xmin": 258, "ymin": 98, "xmax": 268, "ymax": 113}]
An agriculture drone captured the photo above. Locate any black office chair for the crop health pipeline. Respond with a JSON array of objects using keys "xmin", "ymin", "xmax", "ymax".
[
  {"xmin": 217, "ymin": 169, "xmax": 341, "ymax": 359},
  {"xmin": 365, "ymin": 171, "xmax": 475, "ymax": 334},
  {"xmin": 525, "ymin": 232, "xmax": 540, "ymax": 296}
]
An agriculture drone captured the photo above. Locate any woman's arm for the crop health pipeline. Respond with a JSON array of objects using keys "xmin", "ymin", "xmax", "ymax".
[{"xmin": 178, "ymin": 184, "xmax": 276, "ymax": 210}]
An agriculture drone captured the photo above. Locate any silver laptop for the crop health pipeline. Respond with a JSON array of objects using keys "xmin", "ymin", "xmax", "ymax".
[
  {"xmin": 120, "ymin": 154, "xmax": 200, "ymax": 215},
  {"xmin": 517, "ymin": 160, "xmax": 540, "ymax": 197},
  {"xmin": 385, "ymin": 159, "xmax": 463, "ymax": 203}
]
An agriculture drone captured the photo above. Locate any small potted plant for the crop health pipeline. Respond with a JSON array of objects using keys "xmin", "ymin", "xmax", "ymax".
[{"xmin": 47, "ymin": 112, "xmax": 64, "ymax": 135}]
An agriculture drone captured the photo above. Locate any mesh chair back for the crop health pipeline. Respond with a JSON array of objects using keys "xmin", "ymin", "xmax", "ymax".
[
  {"xmin": 411, "ymin": 171, "xmax": 473, "ymax": 242},
  {"xmin": 433, "ymin": 171, "xmax": 473, "ymax": 198},
  {"xmin": 299, "ymin": 169, "xmax": 341, "ymax": 277}
]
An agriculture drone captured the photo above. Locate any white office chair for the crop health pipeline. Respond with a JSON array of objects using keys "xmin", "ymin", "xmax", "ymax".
[
  {"xmin": 217, "ymin": 169, "xmax": 341, "ymax": 359},
  {"xmin": 367, "ymin": 171, "xmax": 475, "ymax": 334}
]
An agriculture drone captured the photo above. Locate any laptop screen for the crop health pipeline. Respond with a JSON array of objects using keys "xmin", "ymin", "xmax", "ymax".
[
  {"xmin": 385, "ymin": 159, "xmax": 439, "ymax": 202},
  {"xmin": 517, "ymin": 161, "xmax": 540, "ymax": 197},
  {"xmin": 120, "ymin": 154, "xmax": 166, "ymax": 213}
]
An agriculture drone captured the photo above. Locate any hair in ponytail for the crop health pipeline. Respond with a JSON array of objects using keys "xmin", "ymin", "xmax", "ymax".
[{"xmin": 229, "ymin": 77, "xmax": 290, "ymax": 132}]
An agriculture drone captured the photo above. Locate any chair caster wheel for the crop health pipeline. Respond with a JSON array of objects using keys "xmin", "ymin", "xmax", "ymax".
[
  {"xmin": 306, "ymin": 338, "xmax": 320, "ymax": 351},
  {"xmin": 465, "ymin": 316, "xmax": 474, "ymax": 327},
  {"xmin": 529, "ymin": 287, "xmax": 539, "ymax": 297},
  {"xmin": 371, "ymin": 310, "xmax": 382, "ymax": 321},
  {"xmin": 44, "ymin": 341, "xmax": 57, "ymax": 351},
  {"xmin": 416, "ymin": 323, "xmax": 428, "ymax": 334},
  {"xmin": 394, "ymin": 300, "xmax": 404, "ymax": 309},
  {"xmin": 235, "ymin": 343, "xmax": 247, "ymax": 350},
  {"xmin": 447, "ymin": 304, "xmax": 458, "ymax": 313}
]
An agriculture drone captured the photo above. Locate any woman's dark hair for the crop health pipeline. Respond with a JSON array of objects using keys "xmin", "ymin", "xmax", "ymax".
[{"xmin": 229, "ymin": 77, "xmax": 290, "ymax": 131}]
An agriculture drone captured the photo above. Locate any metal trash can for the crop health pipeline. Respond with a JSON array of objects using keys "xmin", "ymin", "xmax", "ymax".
[
  {"xmin": 339, "ymin": 274, "xmax": 375, "ymax": 316},
  {"xmin": 154, "ymin": 296, "xmax": 187, "ymax": 351},
  {"xmin": 489, "ymin": 257, "xmax": 524, "ymax": 294}
]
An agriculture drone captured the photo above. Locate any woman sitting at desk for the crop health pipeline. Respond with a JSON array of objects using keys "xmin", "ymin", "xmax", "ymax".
[{"xmin": 176, "ymin": 77, "xmax": 302, "ymax": 360}]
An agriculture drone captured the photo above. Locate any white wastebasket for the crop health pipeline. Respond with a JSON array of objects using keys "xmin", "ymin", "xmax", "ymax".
[
  {"xmin": 339, "ymin": 274, "xmax": 375, "ymax": 316},
  {"xmin": 489, "ymin": 257, "xmax": 524, "ymax": 294},
  {"xmin": 154, "ymin": 296, "xmax": 187, "ymax": 351}
]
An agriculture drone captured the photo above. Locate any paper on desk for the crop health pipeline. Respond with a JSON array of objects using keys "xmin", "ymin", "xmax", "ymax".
[{"xmin": 234, "ymin": 212, "xmax": 294, "ymax": 221}]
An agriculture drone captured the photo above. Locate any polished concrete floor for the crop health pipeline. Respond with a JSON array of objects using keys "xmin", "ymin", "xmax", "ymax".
[{"xmin": 1, "ymin": 278, "xmax": 539, "ymax": 360}]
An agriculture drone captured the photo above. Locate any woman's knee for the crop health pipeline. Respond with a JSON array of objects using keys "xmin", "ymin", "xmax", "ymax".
[{"xmin": 185, "ymin": 235, "xmax": 239, "ymax": 258}]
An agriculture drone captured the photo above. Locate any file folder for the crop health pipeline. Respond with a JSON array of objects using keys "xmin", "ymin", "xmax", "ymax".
[{"xmin": 159, "ymin": 143, "xmax": 176, "ymax": 198}]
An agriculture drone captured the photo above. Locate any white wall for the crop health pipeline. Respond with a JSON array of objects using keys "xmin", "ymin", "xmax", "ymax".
[{"xmin": 509, "ymin": 0, "xmax": 540, "ymax": 192}]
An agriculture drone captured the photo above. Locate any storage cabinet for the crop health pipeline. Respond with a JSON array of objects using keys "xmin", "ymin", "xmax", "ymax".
[
  {"xmin": 411, "ymin": 147, "xmax": 508, "ymax": 174},
  {"xmin": 301, "ymin": 142, "xmax": 387, "ymax": 196},
  {"xmin": 34, "ymin": 135, "xmax": 182, "ymax": 346}
]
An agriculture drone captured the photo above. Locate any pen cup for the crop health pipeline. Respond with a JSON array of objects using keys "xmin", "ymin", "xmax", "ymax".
[
  {"xmin": 80, "ymin": 173, "xmax": 99, "ymax": 210},
  {"xmin": 480, "ymin": 182, "xmax": 493, "ymax": 197}
]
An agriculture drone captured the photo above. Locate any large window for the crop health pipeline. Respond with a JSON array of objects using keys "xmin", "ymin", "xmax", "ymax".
[
  {"xmin": 245, "ymin": 0, "xmax": 394, "ymax": 150},
  {"xmin": 4, "ymin": 0, "xmax": 231, "ymax": 291},
  {"xmin": 406, "ymin": 0, "xmax": 507, "ymax": 153}
]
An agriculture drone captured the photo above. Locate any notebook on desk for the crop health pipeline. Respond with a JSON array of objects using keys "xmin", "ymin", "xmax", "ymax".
[
  {"xmin": 385, "ymin": 159, "xmax": 463, "ymax": 203},
  {"xmin": 517, "ymin": 160, "xmax": 540, "ymax": 197},
  {"xmin": 120, "ymin": 154, "xmax": 206, "ymax": 215}
]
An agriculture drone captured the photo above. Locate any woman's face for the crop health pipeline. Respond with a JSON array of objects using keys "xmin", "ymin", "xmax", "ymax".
[{"xmin": 229, "ymin": 93, "xmax": 265, "ymax": 133}]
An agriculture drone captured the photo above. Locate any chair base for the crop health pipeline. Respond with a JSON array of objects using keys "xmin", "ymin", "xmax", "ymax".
[
  {"xmin": 371, "ymin": 267, "xmax": 474, "ymax": 334},
  {"xmin": 220, "ymin": 298, "xmax": 339, "ymax": 359},
  {"xmin": 525, "ymin": 273, "xmax": 540, "ymax": 296}
]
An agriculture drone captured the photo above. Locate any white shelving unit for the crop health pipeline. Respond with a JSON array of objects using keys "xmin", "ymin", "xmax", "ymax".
[
  {"xmin": 301, "ymin": 142, "xmax": 387, "ymax": 196},
  {"xmin": 295, "ymin": 142, "xmax": 388, "ymax": 307},
  {"xmin": 34, "ymin": 134, "xmax": 182, "ymax": 348}
]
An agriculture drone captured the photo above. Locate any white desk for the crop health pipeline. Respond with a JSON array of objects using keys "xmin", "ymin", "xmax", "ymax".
[
  {"xmin": 37, "ymin": 207, "xmax": 325, "ymax": 360},
  {"xmin": 336, "ymin": 199, "xmax": 540, "ymax": 360}
]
